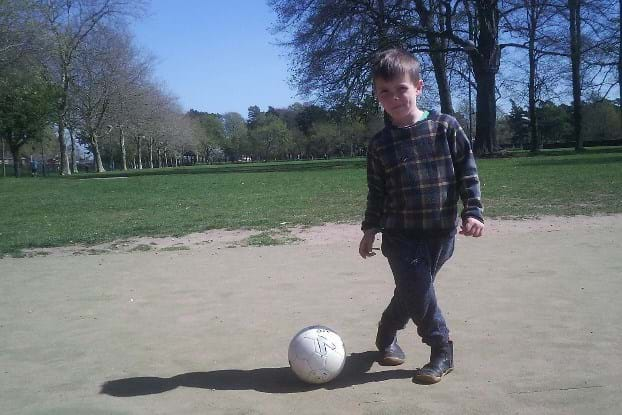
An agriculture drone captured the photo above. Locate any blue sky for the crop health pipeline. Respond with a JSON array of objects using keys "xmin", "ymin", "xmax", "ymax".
[{"xmin": 132, "ymin": 0, "xmax": 299, "ymax": 117}]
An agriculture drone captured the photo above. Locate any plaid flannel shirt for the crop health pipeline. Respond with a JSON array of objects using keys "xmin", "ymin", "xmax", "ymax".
[{"xmin": 362, "ymin": 111, "xmax": 483, "ymax": 235}]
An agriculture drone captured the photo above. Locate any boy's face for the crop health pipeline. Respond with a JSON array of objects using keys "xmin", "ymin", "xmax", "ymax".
[{"xmin": 374, "ymin": 73, "xmax": 423, "ymax": 127}]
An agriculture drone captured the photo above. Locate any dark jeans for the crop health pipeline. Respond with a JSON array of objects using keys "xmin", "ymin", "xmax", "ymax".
[{"xmin": 379, "ymin": 231, "xmax": 455, "ymax": 347}]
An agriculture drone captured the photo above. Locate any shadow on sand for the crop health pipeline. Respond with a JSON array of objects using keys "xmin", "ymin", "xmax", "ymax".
[{"xmin": 100, "ymin": 351, "xmax": 414, "ymax": 396}]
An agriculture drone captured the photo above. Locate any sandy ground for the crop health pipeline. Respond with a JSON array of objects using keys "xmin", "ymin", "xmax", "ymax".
[{"xmin": 1, "ymin": 215, "xmax": 621, "ymax": 415}]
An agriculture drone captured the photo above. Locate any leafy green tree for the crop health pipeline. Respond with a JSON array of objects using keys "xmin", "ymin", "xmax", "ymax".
[
  {"xmin": 247, "ymin": 105, "xmax": 264, "ymax": 130},
  {"xmin": 495, "ymin": 115, "xmax": 514, "ymax": 148},
  {"xmin": 222, "ymin": 112, "xmax": 247, "ymax": 161},
  {"xmin": 582, "ymin": 97, "xmax": 621, "ymax": 143},
  {"xmin": 0, "ymin": 69, "xmax": 58, "ymax": 177},
  {"xmin": 536, "ymin": 101, "xmax": 573, "ymax": 145},
  {"xmin": 248, "ymin": 114, "xmax": 291, "ymax": 160},
  {"xmin": 295, "ymin": 105, "xmax": 329, "ymax": 136},
  {"xmin": 307, "ymin": 121, "xmax": 337, "ymax": 158},
  {"xmin": 187, "ymin": 110, "xmax": 225, "ymax": 162},
  {"xmin": 507, "ymin": 100, "xmax": 530, "ymax": 148},
  {"xmin": 291, "ymin": 105, "xmax": 329, "ymax": 158},
  {"xmin": 337, "ymin": 117, "xmax": 368, "ymax": 157}
]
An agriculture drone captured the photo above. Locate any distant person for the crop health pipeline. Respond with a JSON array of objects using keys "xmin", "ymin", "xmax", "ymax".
[
  {"xmin": 31, "ymin": 160, "xmax": 38, "ymax": 177},
  {"xmin": 358, "ymin": 48, "xmax": 484, "ymax": 384}
]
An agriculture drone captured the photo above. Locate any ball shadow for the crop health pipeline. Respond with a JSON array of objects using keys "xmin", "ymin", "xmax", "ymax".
[{"xmin": 101, "ymin": 351, "xmax": 414, "ymax": 396}]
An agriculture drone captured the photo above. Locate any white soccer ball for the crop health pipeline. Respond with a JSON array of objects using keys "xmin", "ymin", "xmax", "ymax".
[{"xmin": 288, "ymin": 325, "xmax": 346, "ymax": 384}]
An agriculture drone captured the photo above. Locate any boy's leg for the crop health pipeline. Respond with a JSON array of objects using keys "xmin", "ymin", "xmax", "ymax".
[
  {"xmin": 383, "ymin": 234, "xmax": 455, "ymax": 382},
  {"xmin": 383, "ymin": 234, "xmax": 453, "ymax": 346},
  {"xmin": 413, "ymin": 340, "xmax": 453, "ymax": 384},
  {"xmin": 375, "ymin": 294, "xmax": 409, "ymax": 365},
  {"xmin": 375, "ymin": 234, "xmax": 414, "ymax": 366}
]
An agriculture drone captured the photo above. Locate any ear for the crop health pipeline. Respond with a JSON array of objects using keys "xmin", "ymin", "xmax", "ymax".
[{"xmin": 415, "ymin": 79, "xmax": 424, "ymax": 96}]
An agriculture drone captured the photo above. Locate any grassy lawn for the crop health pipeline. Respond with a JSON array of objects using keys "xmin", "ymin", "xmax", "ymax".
[
  {"xmin": 480, "ymin": 147, "xmax": 622, "ymax": 217},
  {"xmin": 1, "ymin": 147, "xmax": 621, "ymax": 255}
]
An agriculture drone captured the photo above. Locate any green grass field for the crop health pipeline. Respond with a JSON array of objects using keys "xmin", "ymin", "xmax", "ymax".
[{"xmin": 1, "ymin": 147, "xmax": 621, "ymax": 255}]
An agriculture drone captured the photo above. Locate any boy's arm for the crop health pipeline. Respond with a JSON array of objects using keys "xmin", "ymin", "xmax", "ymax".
[
  {"xmin": 450, "ymin": 122, "xmax": 484, "ymax": 225},
  {"xmin": 358, "ymin": 229, "xmax": 378, "ymax": 258},
  {"xmin": 361, "ymin": 144, "xmax": 385, "ymax": 233},
  {"xmin": 360, "ymin": 147, "xmax": 384, "ymax": 258}
]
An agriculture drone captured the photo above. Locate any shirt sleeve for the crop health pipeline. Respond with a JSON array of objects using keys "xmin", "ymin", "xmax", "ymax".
[
  {"xmin": 449, "ymin": 122, "xmax": 484, "ymax": 223},
  {"xmin": 361, "ymin": 141, "xmax": 385, "ymax": 231}
]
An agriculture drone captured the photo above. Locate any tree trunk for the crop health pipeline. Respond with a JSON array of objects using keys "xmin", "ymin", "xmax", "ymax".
[
  {"xmin": 57, "ymin": 116, "xmax": 71, "ymax": 175},
  {"xmin": 148, "ymin": 137, "xmax": 154, "ymax": 168},
  {"xmin": 107, "ymin": 131, "xmax": 114, "ymax": 170},
  {"xmin": 9, "ymin": 142, "xmax": 21, "ymax": 177},
  {"xmin": 473, "ymin": 64, "xmax": 498, "ymax": 155},
  {"xmin": 528, "ymin": 2, "xmax": 540, "ymax": 152},
  {"xmin": 472, "ymin": 0, "xmax": 500, "ymax": 155},
  {"xmin": 136, "ymin": 136, "xmax": 143, "ymax": 169},
  {"xmin": 376, "ymin": 0, "xmax": 389, "ymax": 48},
  {"xmin": 429, "ymin": 47, "xmax": 455, "ymax": 115},
  {"xmin": 1, "ymin": 137, "xmax": 5, "ymax": 177},
  {"xmin": 91, "ymin": 136, "xmax": 105, "ymax": 173},
  {"xmin": 414, "ymin": 0, "xmax": 454, "ymax": 115},
  {"xmin": 119, "ymin": 126, "xmax": 127, "ymax": 170},
  {"xmin": 69, "ymin": 127, "xmax": 79, "ymax": 173},
  {"xmin": 57, "ymin": 71, "xmax": 71, "ymax": 176},
  {"xmin": 618, "ymin": 0, "xmax": 621, "ymax": 132},
  {"xmin": 569, "ymin": 0, "xmax": 583, "ymax": 150}
]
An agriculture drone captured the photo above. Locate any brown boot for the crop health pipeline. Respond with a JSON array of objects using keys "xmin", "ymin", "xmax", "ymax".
[
  {"xmin": 413, "ymin": 340, "xmax": 453, "ymax": 384},
  {"xmin": 375, "ymin": 322, "xmax": 406, "ymax": 366}
]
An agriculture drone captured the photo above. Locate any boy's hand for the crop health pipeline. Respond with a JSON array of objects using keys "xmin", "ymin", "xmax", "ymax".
[
  {"xmin": 460, "ymin": 217, "xmax": 484, "ymax": 237},
  {"xmin": 359, "ymin": 230, "xmax": 378, "ymax": 258}
]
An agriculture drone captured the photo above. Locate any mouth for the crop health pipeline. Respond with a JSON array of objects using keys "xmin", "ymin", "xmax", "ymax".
[{"xmin": 389, "ymin": 105, "xmax": 405, "ymax": 113}]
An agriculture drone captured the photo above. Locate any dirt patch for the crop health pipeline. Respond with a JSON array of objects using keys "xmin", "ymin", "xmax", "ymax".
[
  {"xmin": 2, "ymin": 215, "xmax": 621, "ymax": 414},
  {"xmin": 17, "ymin": 214, "xmax": 622, "ymax": 258}
]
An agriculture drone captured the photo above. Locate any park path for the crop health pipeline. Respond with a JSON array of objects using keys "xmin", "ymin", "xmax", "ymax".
[{"xmin": 1, "ymin": 215, "xmax": 621, "ymax": 415}]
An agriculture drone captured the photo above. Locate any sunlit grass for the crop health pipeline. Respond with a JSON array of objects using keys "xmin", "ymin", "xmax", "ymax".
[{"xmin": 1, "ymin": 147, "xmax": 621, "ymax": 255}]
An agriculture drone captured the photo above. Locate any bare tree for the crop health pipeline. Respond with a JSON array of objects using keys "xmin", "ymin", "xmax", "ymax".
[
  {"xmin": 37, "ymin": 0, "xmax": 145, "ymax": 175},
  {"xmin": 399, "ymin": 0, "xmax": 504, "ymax": 154},
  {"xmin": 567, "ymin": 0, "xmax": 583, "ymax": 149},
  {"xmin": 270, "ymin": 0, "xmax": 402, "ymax": 105},
  {"xmin": 104, "ymin": 40, "xmax": 154, "ymax": 171},
  {"xmin": 578, "ymin": 0, "xmax": 619, "ymax": 129},
  {"xmin": 0, "ymin": 0, "xmax": 41, "ymax": 67},
  {"xmin": 146, "ymin": 87, "xmax": 186, "ymax": 168},
  {"xmin": 502, "ymin": 0, "xmax": 564, "ymax": 151},
  {"xmin": 562, "ymin": 0, "xmax": 618, "ymax": 149},
  {"xmin": 411, "ymin": 0, "xmax": 455, "ymax": 114},
  {"xmin": 270, "ymin": 0, "xmax": 508, "ymax": 154},
  {"xmin": 71, "ymin": 26, "xmax": 143, "ymax": 172},
  {"xmin": 270, "ymin": 0, "xmax": 460, "ymax": 114}
]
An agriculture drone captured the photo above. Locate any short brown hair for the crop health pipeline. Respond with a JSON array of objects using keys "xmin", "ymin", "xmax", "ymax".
[{"xmin": 371, "ymin": 48, "xmax": 421, "ymax": 84}]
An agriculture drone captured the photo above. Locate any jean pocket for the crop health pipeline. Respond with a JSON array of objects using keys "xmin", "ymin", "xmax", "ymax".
[{"xmin": 382, "ymin": 233, "xmax": 430, "ymax": 269}]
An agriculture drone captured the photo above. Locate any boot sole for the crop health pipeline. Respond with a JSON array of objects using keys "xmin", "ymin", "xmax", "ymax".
[
  {"xmin": 378, "ymin": 356, "xmax": 405, "ymax": 366},
  {"xmin": 412, "ymin": 367, "xmax": 453, "ymax": 384}
]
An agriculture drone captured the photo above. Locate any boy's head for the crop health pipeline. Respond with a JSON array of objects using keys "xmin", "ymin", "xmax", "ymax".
[
  {"xmin": 371, "ymin": 48, "xmax": 421, "ymax": 86},
  {"xmin": 371, "ymin": 48, "xmax": 424, "ymax": 127}
]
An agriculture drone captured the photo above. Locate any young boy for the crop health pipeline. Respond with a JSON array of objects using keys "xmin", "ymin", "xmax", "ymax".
[{"xmin": 358, "ymin": 48, "xmax": 484, "ymax": 384}]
